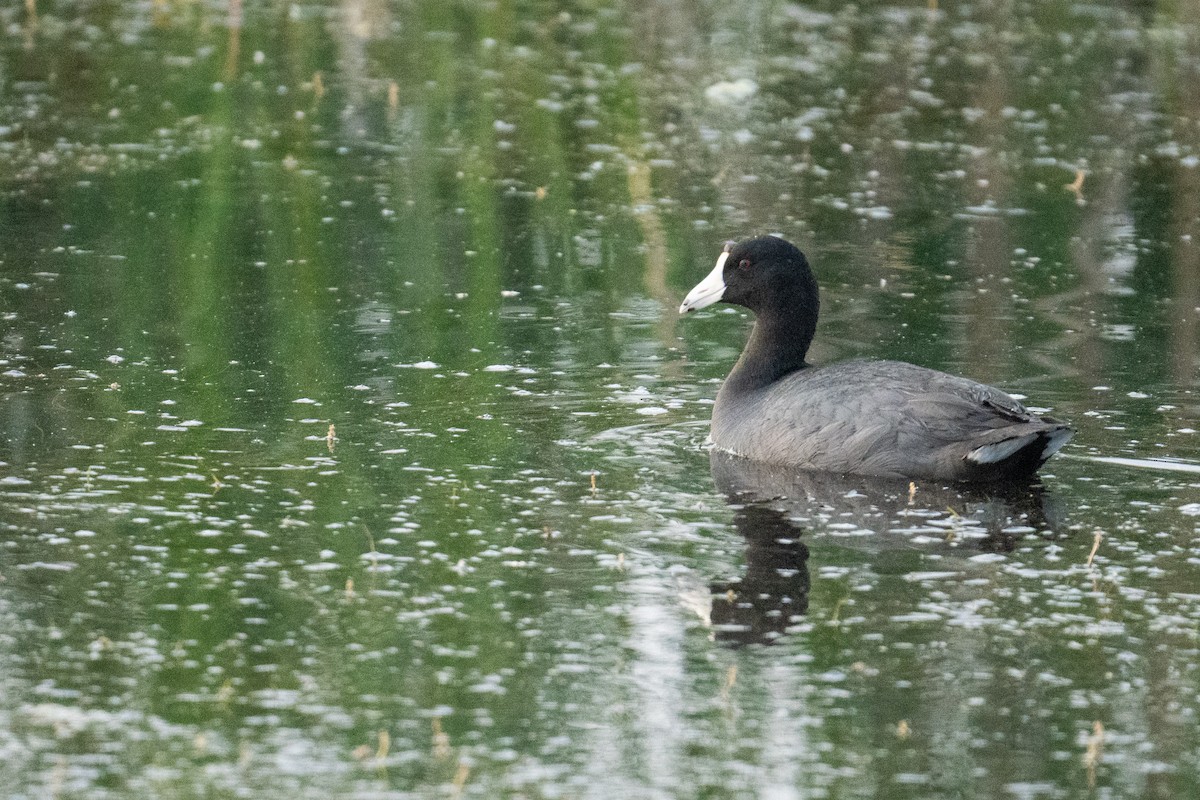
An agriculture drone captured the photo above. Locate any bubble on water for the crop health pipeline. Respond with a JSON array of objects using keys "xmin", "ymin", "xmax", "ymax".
[{"xmin": 704, "ymin": 78, "xmax": 758, "ymax": 105}]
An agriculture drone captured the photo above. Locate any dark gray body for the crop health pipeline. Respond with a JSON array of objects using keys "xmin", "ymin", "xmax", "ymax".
[{"xmin": 711, "ymin": 358, "xmax": 1070, "ymax": 482}]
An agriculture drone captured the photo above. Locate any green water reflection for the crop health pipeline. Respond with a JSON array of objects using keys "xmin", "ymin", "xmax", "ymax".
[{"xmin": 2, "ymin": 0, "xmax": 1199, "ymax": 798}]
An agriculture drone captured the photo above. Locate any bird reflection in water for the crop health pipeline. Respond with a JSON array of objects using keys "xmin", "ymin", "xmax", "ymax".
[
  {"xmin": 709, "ymin": 501, "xmax": 811, "ymax": 647},
  {"xmin": 706, "ymin": 450, "xmax": 1065, "ymax": 647}
]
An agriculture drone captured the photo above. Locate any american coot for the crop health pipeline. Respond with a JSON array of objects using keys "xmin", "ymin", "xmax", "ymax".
[{"xmin": 680, "ymin": 236, "xmax": 1073, "ymax": 482}]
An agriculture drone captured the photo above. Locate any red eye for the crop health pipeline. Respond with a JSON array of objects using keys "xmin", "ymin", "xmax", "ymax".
[{"xmin": 738, "ymin": 258, "xmax": 752, "ymax": 270}]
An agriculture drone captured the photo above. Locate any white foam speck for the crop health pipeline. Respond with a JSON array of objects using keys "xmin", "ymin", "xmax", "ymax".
[{"xmin": 705, "ymin": 78, "xmax": 758, "ymax": 105}]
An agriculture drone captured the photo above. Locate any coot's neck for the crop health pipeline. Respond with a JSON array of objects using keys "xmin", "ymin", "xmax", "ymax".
[{"xmin": 723, "ymin": 307, "xmax": 817, "ymax": 395}]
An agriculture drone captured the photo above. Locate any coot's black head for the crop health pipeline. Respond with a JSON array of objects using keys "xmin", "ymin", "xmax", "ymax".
[{"xmin": 679, "ymin": 235, "xmax": 819, "ymax": 319}]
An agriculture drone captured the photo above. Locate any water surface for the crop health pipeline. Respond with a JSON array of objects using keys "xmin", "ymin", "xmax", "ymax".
[{"xmin": 2, "ymin": 1, "xmax": 1199, "ymax": 798}]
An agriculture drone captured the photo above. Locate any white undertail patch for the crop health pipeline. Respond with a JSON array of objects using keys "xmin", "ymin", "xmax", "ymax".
[
  {"xmin": 966, "ymin": 433, "xmax": 1038, "ymax": 465},
  {"xmin": 1039, "ymin": 427, "xmax": 1073, "ymax": 462}
]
